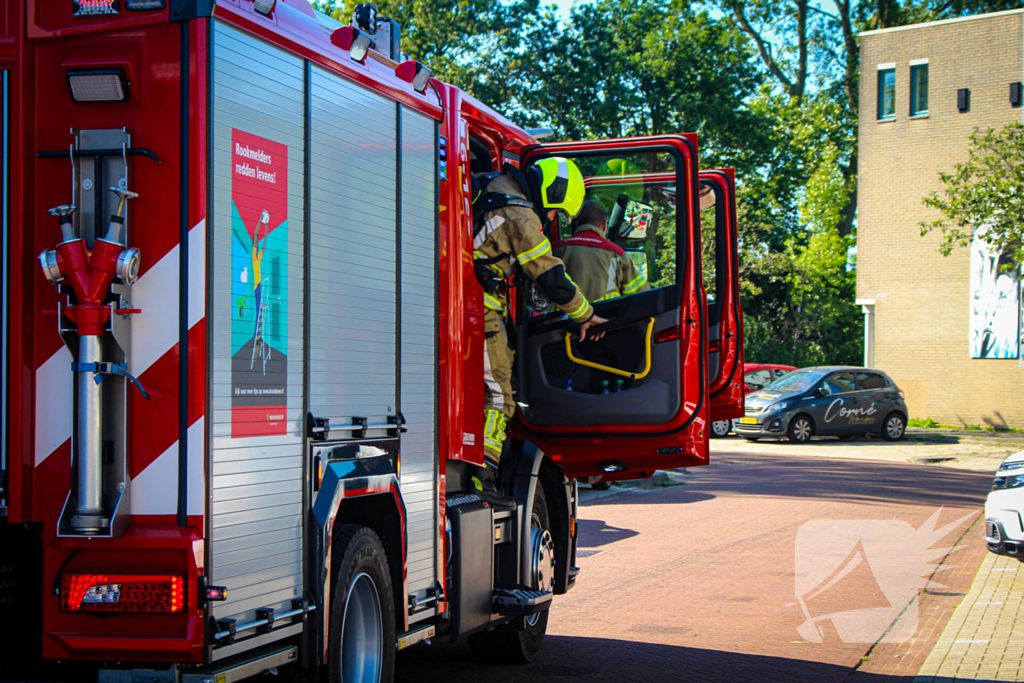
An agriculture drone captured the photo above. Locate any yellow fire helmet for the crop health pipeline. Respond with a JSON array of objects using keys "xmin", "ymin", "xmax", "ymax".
[{"xmin": 535, "ymin": 156, "xmax": 585, "ymax": 218}]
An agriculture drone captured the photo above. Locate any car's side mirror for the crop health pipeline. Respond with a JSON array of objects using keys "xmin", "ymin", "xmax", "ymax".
[{"xmin": 815, "ymin": 386, "xmax": 828, "ymax": 398}]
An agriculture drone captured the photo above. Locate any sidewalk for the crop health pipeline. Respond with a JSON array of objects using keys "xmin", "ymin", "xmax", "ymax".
[
  {"xmin": 915, "ymin": 553, "xmax": 1024, "ymax": 682},
  {"xmin": 713, "ymin": 428, "xmax": 1024, "ymax": 472}
]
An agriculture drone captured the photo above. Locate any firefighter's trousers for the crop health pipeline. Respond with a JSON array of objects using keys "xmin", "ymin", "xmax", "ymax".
[{"xmin": 483, "ymin": 309, "xmax": 515, "ymax": 466}]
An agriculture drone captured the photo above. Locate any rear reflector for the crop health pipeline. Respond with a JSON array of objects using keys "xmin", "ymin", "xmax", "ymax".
[
  {"xmin": 653, "ymin": 326, "xmax": 680, "ymax": 344},
  {"xmin": 67, "ymin": 69, "xmax": 130, "ymax": 103},
  {"xmin": 60, "ymin": 573, "xmax": 185, "ymax": 613},
  {"xmin": 74, "ymin": 0, "xmax": 119, "ymax": 16}
]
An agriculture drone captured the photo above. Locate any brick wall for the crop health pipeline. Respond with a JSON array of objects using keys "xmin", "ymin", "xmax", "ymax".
[{"xmin": 858, "ymin": 10, "xmax": 1024, "ymax": 428}]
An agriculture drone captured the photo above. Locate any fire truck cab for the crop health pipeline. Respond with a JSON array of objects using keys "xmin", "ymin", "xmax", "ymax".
[{"xmin": 0, "ymin": 1, "xmax": 743, "ymax": 681}]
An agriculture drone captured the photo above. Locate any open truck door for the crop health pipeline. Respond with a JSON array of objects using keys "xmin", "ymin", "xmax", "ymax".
[
  {"xmin": 511, "ymin": 136, "xmax": 709, "ymax": 481},
  {"xmin": 699, "ymin": 169, "xmax": 744, "ymax": 424}
]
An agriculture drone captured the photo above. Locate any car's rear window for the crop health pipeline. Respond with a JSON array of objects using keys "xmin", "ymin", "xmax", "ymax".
[{"xmin": 764, "ymin": 370, "xmax": 826, "ymax": 394}]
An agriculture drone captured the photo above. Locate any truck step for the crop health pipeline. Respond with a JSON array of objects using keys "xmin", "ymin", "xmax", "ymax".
[{"xmin": 492, "ymin": 587, "xmax": 553, "ymax": 617}]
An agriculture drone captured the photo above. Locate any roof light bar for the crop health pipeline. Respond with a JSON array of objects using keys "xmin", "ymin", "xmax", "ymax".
[
  {"xmin": 60, "ymin": 573, "xmax": 185, "ymax": 613},
  {"xmin": 67, "ymin": 69, "xmax": 130, "ymax": 103}
]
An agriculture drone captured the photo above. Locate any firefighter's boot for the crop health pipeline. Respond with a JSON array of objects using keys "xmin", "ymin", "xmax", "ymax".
[{"xmin": 471, "ymin": 460, "xmax": 499, "ymax": 494}]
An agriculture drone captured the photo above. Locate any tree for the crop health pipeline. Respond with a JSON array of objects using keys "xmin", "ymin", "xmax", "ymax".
[
  {"xmin": 310, "ymin": 0, "xmax": 544, "ymax": 101},
  {"xmin": 920, "ymin": 123, "xmax": 1024, "ymax": 268}
]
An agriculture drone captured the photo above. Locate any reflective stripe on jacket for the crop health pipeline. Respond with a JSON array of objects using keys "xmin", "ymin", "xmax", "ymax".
[
  {"xmin": 553, "ymin": 224, "xmax": 650, "ymax": 303},
  {"xmin": 473, "ymin": 173, "xmax": 593, "ymax": 322}
]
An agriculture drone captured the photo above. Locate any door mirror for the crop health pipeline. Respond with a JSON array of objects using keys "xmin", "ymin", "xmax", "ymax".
[
  {"xmin": 608, "ymin": 193, "xmax": 652, "ymax": 241},
  {"xmin": 815, "ymin": 386, "xmax": 828, "ymax": 398}
]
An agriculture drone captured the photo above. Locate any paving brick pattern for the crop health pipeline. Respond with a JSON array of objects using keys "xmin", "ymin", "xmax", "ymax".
[
  {"xmin": 914, "ymin": 552, "xmax": 1024, "ymax": 682},
  {"xmin": 396, "ymin": 454, "xmax": 993, "ymax": 683}
]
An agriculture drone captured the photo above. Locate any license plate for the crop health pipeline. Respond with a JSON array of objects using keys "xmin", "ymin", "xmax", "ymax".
[{"xmin": 740, "ymin": 417, "xmax": 758, "ymax": 424}]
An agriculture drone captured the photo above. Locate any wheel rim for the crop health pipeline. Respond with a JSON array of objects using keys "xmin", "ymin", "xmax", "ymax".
[
  {"xmin": 712, "ymin": 420, "xmax": 730, "ymax": 436},
  {"xmin": 887, "ymin": 417, "xmax": 904, "ymax": 439},
  {"xmin": 794, "ymin": 419, "xmax": 811, "ymax": 441},
  {"xmin": 527, "ymin": 512, "xmax": 554, "ymax": 627},
  {"xmin": 341, "ymin": 573, "xmax": 383, "ymax": 683}
]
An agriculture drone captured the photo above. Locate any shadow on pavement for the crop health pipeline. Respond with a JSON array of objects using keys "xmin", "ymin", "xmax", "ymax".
[
  {"xmin": 591, "ymin": 456, "xmax": 993, "ymax": 510},
  {"xmin": 394, "ymin": 635, "xmax": 996, "ymax": 683},
  {"xmin": 576, "ymin": 518, "xmax": 639, "ymax": 548}
]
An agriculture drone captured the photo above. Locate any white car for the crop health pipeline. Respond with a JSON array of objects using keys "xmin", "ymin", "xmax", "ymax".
[{"xmin": 985, "ymin": 450, "xmax": 1024, "ymax": 562}]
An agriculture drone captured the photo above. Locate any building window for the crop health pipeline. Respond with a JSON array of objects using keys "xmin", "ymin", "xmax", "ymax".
[
  {"xmin": 911, "ymin": 64, "xmax": 929, "ymax": 115},
  {"xmin": 878, "ymin": 68, "xmax": 896, "ymax": 119}
]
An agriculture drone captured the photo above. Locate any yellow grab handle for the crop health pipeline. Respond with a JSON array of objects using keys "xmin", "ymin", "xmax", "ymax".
[{"xmin": 563, "ymin": 317, "xmax": 655, "ymax": 380}]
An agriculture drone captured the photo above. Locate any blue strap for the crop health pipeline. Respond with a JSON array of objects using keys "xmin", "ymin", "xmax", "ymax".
[{"xmin": 72, "ymin": 361, "xmax": 151, "ymax": 400}]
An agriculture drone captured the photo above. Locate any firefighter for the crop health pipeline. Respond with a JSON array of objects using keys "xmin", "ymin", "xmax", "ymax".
[
  {"xmin": 473, "ymin": 157, "xmax": 606, "ymax": 490},
  {"xmin": 553, "ymin": 200, "xmax": 650, "ymax": 303}
]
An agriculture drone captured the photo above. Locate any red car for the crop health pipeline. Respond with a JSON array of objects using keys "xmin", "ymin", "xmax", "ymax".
[{"xmin": 711, "ymin": 363, "xmax": 797, "ymax": 437}]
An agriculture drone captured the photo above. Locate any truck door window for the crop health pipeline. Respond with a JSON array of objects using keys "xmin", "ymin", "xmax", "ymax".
[
  {"xmin": 565, "ymin": 150, "xmax": 683, "ymax": 287},
  {"xmin": 699, "ymin": 181, "xmax": 723, "ymax": 303},
  {"xmin": 468, "ymin": 135, "xmax": 494, "ymax": 174}
]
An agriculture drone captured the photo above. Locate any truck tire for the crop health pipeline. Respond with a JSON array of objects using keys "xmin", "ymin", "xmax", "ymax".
[
  {"xmin": 467, "ymin": 484, "xmax": 551, "ymax": 663},
  {"xmin": 328, "ymin": 525, "xmax": 395, "ymax": 683}
]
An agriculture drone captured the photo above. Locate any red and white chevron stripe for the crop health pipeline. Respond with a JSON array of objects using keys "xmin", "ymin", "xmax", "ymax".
[{"xmin": 34, "ymin": 220, "xmax": 207, "ymax": 517}]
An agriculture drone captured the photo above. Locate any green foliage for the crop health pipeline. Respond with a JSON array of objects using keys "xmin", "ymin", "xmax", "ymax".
[
  {"xmin": 305, "ymin": 0, "xmax": 1018, "ymax": 370},
  {"xmin": 908, "ymin": 417, "xmax": 941, "ymax": 428},
  {"xmin": 920, "ymin": 123, "xmax": 1024, "ymax": 268},
  {"xmin": 310, "ymin": 0, "xmax": 544, "ymax": 98}
]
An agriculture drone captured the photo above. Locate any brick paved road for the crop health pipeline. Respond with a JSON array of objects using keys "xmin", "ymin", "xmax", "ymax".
[{"xmin": 396, "ymin": 453, "xmax": 993, "ymax": 683}]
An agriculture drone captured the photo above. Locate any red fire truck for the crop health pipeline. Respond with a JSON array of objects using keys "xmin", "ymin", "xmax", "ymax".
[{"xmin": 0, "ymin": 1, "xmax": 743, "ymax": 681}]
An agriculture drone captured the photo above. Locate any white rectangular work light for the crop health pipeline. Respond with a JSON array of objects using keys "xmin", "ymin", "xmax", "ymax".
[
  {"xmin": 67, "ymin": 69, "xmax": 130, "ymax": 103},
  {"xmin": 252, "ymin": 0, "xmax": 276, "ymax": 16}
]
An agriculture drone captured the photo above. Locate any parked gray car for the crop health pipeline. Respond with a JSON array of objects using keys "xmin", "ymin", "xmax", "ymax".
[{"xmin": 734, "ymin": 366, "xmax": 908, "ymax": 443}]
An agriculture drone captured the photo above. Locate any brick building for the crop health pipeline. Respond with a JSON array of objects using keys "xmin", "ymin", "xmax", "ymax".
[{"xmin": 858, "ymin": 10, "xmax": 1024, "ymax": 428}]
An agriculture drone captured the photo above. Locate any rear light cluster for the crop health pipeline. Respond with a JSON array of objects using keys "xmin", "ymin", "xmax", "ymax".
[{"xmin": 60, "ymin": 573, "xmax": 185, "ymax": 614}]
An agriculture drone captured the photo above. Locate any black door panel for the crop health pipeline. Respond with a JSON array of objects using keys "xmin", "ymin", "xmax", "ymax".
[{"xmin": 520, "ymin": 287, "xmax": 682, "ymax": 426}]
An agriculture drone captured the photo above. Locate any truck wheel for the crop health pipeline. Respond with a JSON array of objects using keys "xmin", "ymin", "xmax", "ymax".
[
  {"xmin": 882, "ymin": 413, "xmax": 906, "ymax": 441},
  {"xmin": 788, "ymin": 415, "xmax": 814, "ymax": 443},
  {"xmin": 328, "ymin": 525, "xmax": 395, "ymax": 683},
  {"xmin": 468, "ymin": 484, "xmax": 551, "ymax": 663}
]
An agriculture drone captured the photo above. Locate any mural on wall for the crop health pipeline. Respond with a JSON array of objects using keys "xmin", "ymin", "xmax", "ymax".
[{"xmin": 969, "ymin": 233, "xmax": 1020, "ymax": 359}]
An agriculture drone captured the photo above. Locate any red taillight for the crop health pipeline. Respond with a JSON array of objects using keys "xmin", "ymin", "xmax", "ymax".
[
  {"xmin": 60, "ymin": 573, "xmax": 185, "ymax": 614},
  {"xmin": 708, "ymin": 338, "xmax": 720, "ymax": 352},
  {"xmin": 653, "ymin": 326, "xmax": 680, "ymax": 344}
]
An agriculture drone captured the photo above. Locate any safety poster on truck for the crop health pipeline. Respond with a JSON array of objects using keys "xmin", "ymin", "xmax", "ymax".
[{"xmin": 230, "ymin": 128, "xmax": 289, "ymax": 438}]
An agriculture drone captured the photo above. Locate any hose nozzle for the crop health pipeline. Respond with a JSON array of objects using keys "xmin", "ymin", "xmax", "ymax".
[
  {"xmin": 105, "ymin": 188, "xmax": 139, "ymax": 244},
  {"xmin": 47, "ymin": 204, "xmax": 78, "ymax": 242}
]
